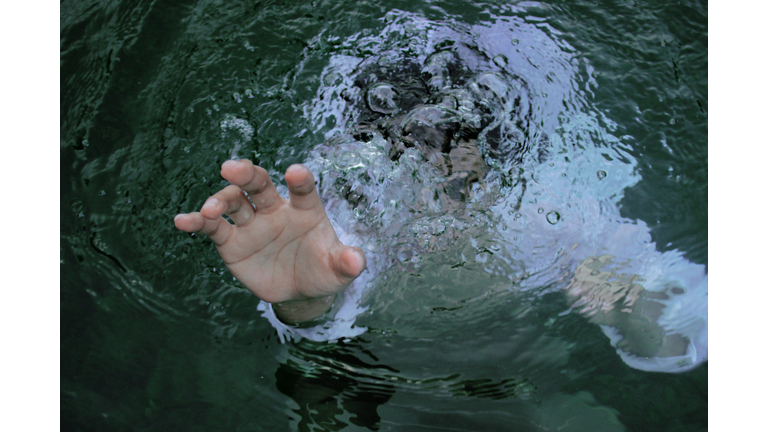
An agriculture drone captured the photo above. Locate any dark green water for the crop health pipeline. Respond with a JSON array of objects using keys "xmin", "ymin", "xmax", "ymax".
[{"xmin": 61, "ymin": 0, "xmax": 707, "ymax": 431}]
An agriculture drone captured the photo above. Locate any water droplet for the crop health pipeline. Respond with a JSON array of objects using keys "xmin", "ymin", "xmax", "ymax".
[
  {"xmin": 493, "ymin": 54, "xmax": 508, "ymax": 68},
  {"xmin": 546, "ymin": 211, "xmax": 560, "ymax": 225},
  {"xmin": 597, "ymin": 170, "xmax": 607, "ymax": 180},
  {"xmin": 537, "ymin": 207, "xmax": 544, "ymax": 214}
]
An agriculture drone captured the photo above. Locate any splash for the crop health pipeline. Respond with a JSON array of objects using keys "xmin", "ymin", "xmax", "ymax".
[{"xmin": 264, "ymin": 10, "xmax": 706, "ymax": 373}]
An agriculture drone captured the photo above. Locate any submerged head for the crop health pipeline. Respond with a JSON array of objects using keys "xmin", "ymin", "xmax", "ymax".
[{"xmin": 332, "ymin": 43, "xmax": 545, "ymax": 206}]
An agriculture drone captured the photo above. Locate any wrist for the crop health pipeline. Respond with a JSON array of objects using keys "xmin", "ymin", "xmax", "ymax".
[{"xmin": 271, "ymin": 294, "xmax": 337, "ymax": 325}]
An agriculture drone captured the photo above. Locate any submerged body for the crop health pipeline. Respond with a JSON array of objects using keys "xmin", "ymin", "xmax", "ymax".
[{"xmin": 176, "ymin": 15, "xmax": 707, "ymax": 374}]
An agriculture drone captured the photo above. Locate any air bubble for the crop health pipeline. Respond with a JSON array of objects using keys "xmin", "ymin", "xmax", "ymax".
[
  {"xmin": 366, "ymin": 83, "xmax": 401, "ymax": 114},
  {"xmin": 537, "ymin": 207, "xmax": 544, "ymax": 214},
  {"xmin": 546, "ymin": 211, "xmax": 560, "ymax": 225},
  {"xmin": 71, "ymin": 200, "xmax": 84, "ymax": 213},
  {"xmin": 323, "ymin": 72, "xmax": 341, "ymax": 86},
  {"xmin": 493, "ymin": 55, "xmax": 508, "ymax": 68},
  {"xmin": 597, "ymin": 170, "xmax": 607, "ymax": 180}
]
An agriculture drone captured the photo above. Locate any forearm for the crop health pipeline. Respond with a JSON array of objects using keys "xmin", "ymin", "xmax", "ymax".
[
  {"xmin": 565, "ymin": 255, "xmax": 689, "ymax": 358},
  {"xmin": 577, "ymin": 291, "xmax": 688, "ymax": 358}
]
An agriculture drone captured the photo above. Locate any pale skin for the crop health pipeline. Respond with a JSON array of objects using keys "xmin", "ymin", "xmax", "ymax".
[{"xmin": 174, "ymin": 159, "xmax": 366, "ymax": 324}]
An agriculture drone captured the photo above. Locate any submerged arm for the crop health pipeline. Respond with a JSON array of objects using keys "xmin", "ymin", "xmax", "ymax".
[{"xmin": 565, "ymin": 255, "xmax": 689, "ymax": 359}]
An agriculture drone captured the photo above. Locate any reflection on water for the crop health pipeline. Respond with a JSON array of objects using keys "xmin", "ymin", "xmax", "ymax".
[{"xmin": 61, "ymin": 0, "xmax": 707, "ymax": 430}]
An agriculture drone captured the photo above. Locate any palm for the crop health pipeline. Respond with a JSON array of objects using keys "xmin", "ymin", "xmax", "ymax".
[
  {"xmin": 175, "ymin": 160, "xmax": 365, "ymax": 307},
  {"xmin": 219, "ymin": 204, "xmax": 350, "ymax": 302}
]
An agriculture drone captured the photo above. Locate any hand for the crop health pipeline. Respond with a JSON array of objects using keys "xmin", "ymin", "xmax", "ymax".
[{"xmin": 174, "ymin": 159, "xmax": 366, "ymax": 323}]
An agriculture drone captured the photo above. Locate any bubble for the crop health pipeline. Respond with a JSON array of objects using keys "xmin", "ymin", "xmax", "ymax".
[
  {"xmin": 493, "ymin": 54, "xmax": 508, "ymax": 68},
  {"xmin": 469, "ymin": 73, "xmax": 509, "ymax": 104},
  {"xmin": 366, "ymin": 83, "xmax": 401, "ymax": 114},
  {"xmin": 71, "ymin": 200, "xmax": 84, "ymax": 213},
  {"xmin": 422, "ymin": 51, "xmax": 455, "ymax": 92},
  {"xmin": 510, "ymin": 38, "xmax": 520, "ymax": 46},
  {"xmin": 597, "ymin": 170, "xmax": 607, "ymax": 180},
  {"xmin": 546, "ymin": 211, "xmax": 561, "ymax": 225},
  {"xmin": 323, "ymin": 72, "xmax": 341, "ymax": 86},
  {"xmin": 537, "ymin": 207, "xmax": 544, "ymax": 214}
]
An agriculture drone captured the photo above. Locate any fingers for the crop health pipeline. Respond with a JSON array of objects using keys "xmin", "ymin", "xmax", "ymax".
[
  {"xmin": 221, "ymin": 159, "xmax": 283, "ymax": 212},
  {"xmin": 200, "ymin": 184, "xmax": 255, "ymax": 227},
  {"xmin": 332, "ymin": 246, "xmax": 367, "ymax": 282},
  {"xmin": 285, "ymin": 164, "xmax": 322, "ymax": 210},
  {"xmin": 220, "ymin": 160, "xmax": 319, "ymax": 211},
  {"xmin": 174, "ymin": 183, "xmax": 255, "ymax": 246},
  {"xmin": 174, "ymin": 212, "xmax": 234, "ymax": 246}
]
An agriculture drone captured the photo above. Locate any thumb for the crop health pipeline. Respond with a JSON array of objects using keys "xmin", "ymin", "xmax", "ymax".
[{"xmin": 334, "ymin": 246, "xmax": 367, "ymax": 281}]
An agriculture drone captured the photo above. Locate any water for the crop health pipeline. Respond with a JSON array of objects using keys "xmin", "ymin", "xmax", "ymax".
[{"xmin": 61, "ymin": 0, "xmax": 707, "ymax": 430}]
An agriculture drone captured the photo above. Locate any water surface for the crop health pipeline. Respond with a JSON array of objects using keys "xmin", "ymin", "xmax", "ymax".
[{"xmin": 61, "ymin": 0, "xmax": 707, "ymax": 430}]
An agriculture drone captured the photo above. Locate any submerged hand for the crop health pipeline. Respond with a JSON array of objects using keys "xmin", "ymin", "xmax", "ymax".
[{"xmin": 174, "ymin": 159, "xmax": 366, "ymax": 324}]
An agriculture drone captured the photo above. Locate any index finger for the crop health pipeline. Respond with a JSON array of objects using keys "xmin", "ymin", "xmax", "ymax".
[{"xmin": 221, "ymin": 159, "xmax": 284, "ymax": 212}]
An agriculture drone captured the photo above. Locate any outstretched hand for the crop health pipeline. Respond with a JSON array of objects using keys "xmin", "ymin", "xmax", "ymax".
[{"xmin": 174, "ymin": 159, "xmax": 366, "ymax": 324}]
